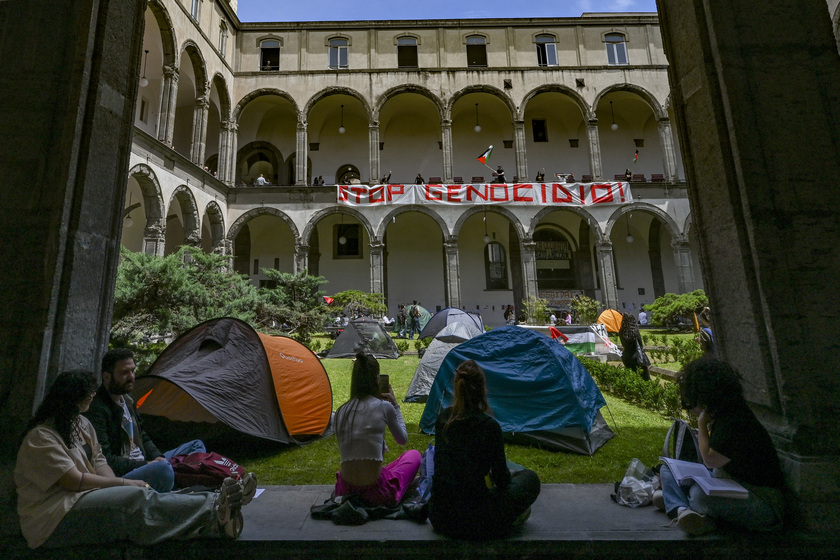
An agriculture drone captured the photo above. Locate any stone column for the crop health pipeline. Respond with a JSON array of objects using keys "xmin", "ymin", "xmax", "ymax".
[
  {"xmin": 670, "ymin": 236, "xmax": 695, "ymax": 294},
  {"xmin": 594, "ymin": 241, "xmax": 619, "ymax": 310},
  {"xmin": 0, "ymin": 0, "xmax": 146, "ymax": 458},
  {"xmin": 586, "ymin": 120, "xmax": 603, "ymax": 181},
  {"xmin": 218, "ymin": 120, "xmax": 232, "ymax": 184},
  {"xmin": 157, "ymin": 65, "xmax": 178, "ymax": 146},
  {"xmin": 142, "ymin": 221, "xmax": 166, "ymax": 257},
  {"xmin": 213, "ymin": 238, "xmax": 231, "ymax": 257},
  {"xmin": 519, "ymin": 238, "xmax": 539, "ymax": 302},
  {"xmin": 295, "ymin": 119, "xmax": 308, "ymax": 186},
  {"xmin": 441, "ymin": 119, "xmax": 454, "ymax": 182},
  {"xmin": 294, "ymin": 244, "xmax": 309, "ymax": 274},
  {"xmin": 369, "ymin": 121, "xmax": 380, "ymax": 183},
  {"xmin": 369, "ymin": 241, "xmax": 384, "ymax": 295},
  {"xmin": 228, "ymin": 122, "xmax": 239, "ymax": 186},
  {"xmin": 658, "ymin": 118, "xmax": 678, "ymax": 182},
  {"xmin": 191, "ymin": 93, "xmax": 210, "ymax": 166},
  {"xmin": 443, "ymin": 239, "xmax": 461, "ymax": 308},
  {"xmin": 658, "ymin": 0, "xmax": 840, "ymax": 530},
  {"xmin": 513, "ymin": 119, "xmax": 527, "ymax": 181}
]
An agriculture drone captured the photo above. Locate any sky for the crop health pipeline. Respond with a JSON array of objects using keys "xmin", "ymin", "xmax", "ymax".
[{"xmin": 236, "ymin": 0, "xmax": 659, "ymax": 23}]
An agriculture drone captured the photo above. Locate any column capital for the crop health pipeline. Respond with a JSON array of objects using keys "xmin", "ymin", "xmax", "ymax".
[
  {"xmin": 222, "ymin": 120, "xmax": 238, "ymax": 132},
  {"xmin": 670, "ymin": 235, "xmax": 690, "ymax": 249},
  {"xmin": 369, "ymin": 121, "xmax": 380, "ymax": 129},
  {"xmin": 162, "ymin": 65, "xmax": 179, "ymax": 78}
]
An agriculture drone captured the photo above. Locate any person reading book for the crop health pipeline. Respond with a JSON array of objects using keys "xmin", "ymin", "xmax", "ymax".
[{"xmin": 658, "ymin": 357, "xmax": 785, "ymax": 536}]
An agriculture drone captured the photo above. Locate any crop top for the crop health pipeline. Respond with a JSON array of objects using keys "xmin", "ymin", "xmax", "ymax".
[{"xmin": 335, "ymin": 396, "xmax": 407, "ymax": 462}]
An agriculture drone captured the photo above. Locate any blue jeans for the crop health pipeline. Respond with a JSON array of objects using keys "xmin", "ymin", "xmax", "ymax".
[
  {"xmin": 123, "ymin": 439, "xmax": 205, "ymax": 493},
  {"xmin": 660, "ymin": 463, "xmax": 784, "ymax": 531}
]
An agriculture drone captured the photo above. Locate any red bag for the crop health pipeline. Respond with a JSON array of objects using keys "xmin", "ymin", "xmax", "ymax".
[{"xmin": 170, "ymin": 452, "xmax": 246, "ymax": 489}]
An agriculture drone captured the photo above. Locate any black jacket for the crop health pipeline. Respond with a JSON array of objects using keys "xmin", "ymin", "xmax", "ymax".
[{"xmin": 83, "ymin": 385, "xmax": 162, "ymax": 476}]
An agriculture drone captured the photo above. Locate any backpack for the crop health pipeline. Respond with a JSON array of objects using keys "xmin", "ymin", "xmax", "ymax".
[
  {"xmin": 170, "ymin": 452, "xmax": 246, "ymax": 488},
  {"xmin": 662, "ymin": 419, "xmax": 701, "ymax": 463},
  {"xmin": 410, "ymin": 306, "xmax": 420, "ymax": 318}
]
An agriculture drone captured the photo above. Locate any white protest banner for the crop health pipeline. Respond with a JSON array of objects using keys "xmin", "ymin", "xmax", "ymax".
[{"xmin": 337, "ymin": 182, "xmax": 632, "ymax": 207}]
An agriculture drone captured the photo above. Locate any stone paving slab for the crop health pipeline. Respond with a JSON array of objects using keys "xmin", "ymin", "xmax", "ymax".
[{"xmin": 241, "ymin": 483, "xmax": 685, "ymax": 542}]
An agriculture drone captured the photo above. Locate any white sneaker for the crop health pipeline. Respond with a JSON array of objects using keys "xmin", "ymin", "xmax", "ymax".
[
  {"xmin": 676, "ymin": 508, "xmax": 716, "ymax": 536},
  {"xmin": 652, "ymin": 489, "xmax": 665, "ymax": 512}
]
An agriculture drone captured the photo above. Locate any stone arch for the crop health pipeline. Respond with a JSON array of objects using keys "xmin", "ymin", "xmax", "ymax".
[
  {"xmin": 373, "ymin": 84, "xmax": 445, "ymax": 122},
  {"xmin": 603, "ymin": 201, "xmax": 680, "ymax": 241},
  {"xmin": 226, "ymin": 206, "xmax": 300, "ymax": 244},
  {"xmin": 528, "ymin": 205, "xmax": 602, "ymax": 240},
  {"xmin": 168, "ymin": 185, "xmax": 200, "ymax": 244},
  {"xmin": 519, "ymin": 84, "xmax": 591, "ymax": 121},
  {"xmin": 452, "ymin": 205, "xmax": 526, "ymax": 242},
  {"xmin": 375, "ymin": 206, "xmax": 449, "ymax": 240},
  {"xmin": 232, "ymin": 88, "xmax": 300, "ymax": 122},
  {"xmin": 180, "ymin": 39, "xmax": 209, "ymax": 96},
  {"xmin": 127, "ymin": 164, "xmax": 165, "ymax": 225},
  {"xmin": 300, "ymin": 206, "xmax": 375, "ymax": 246},
  {"xmin": 236, "ymin": 140, "xmax": 284, "ymax": 185},
  {"xmin": 302, "ymin": 86, "xmax": 372, "ymax": 120},
  {"xmin": 833, "ymin": 3, "xmax": 840, "ymax": 54},
  {"xmin": 592, "ymin": 83, "xmax": 666, "ymax": 120},
  {"xmin": 147, "ymin": 0, "xmax": 177, "ymax": 68},
  {"xmin": 210, "ymin": 72, "xmax": 231, "ymax": 122},
  {"xmin": 203, "ymin": 200, "xmax": 225, "ymax": 252},
  {"xmin": 446, "ymin": 85, "xmax": 516, "ymax": 121}
]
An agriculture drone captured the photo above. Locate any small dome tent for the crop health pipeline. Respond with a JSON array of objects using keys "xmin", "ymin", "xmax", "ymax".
[
  {"xmin": 419, "ymin": 326, "xmax": 614, "ymax": 455},
  {"xmin": 133, "ymin": 318, "xmax": 333, "ymax": 446},
  {"xmin": 326, "ymin": 319, "xmax": 400, "ymax": 359},
  {"xmin": 417, "ymin": 307, "xmax": 484, "ymax": 340},
  {"xmin": 597, "ymin": 309, "xmax": 623, "ymax": 333},
  {"xmin": 405, "ymin": 322, "xmax": 481, "ymax": 403}
]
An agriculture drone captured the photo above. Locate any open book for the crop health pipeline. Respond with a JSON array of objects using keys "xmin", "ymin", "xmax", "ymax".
[{"xmin": 660, "ymin": 457, "xmax": 749, "ymax": 499}]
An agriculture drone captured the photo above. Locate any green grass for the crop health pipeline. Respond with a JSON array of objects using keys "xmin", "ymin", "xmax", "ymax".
[{"xmin": 239, "ymin": 353, "xmax": 672, "ymax": 485}]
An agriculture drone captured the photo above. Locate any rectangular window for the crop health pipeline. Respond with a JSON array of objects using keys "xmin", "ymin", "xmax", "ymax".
[
  {"xmin": 329, "ymin": 39, "xmax": 349, "ymax": 69},
  {"xmin": 191, "ymin": 0, "xmax": 200, "ymax": 20},
  {"xmin": 274, "ymin": 258, "xmax": 280, "ymax": 270},
  {"xmin": 532, "ymin": 119, "xmax": 548, "ymax": 142},
  {"xmin": 334, "ymin": 224, "xmax": 361, "ymax": 258},
  {"xmin": 536, "ymin": 42, "xmax": 558, "ymax": 66},
  {"xmin": 252, "ymin": 259, "xmax": 259, "ymax": 275},
  {"xmin": 466, "ymin": 37, "xmax": 487, "ymax": 67},
  {"xmin": 219, "ymin": 24, "xmax": 228, "ymax": 58},
  {"xmin": 397, "ymin": 44, "xmax": 418, "ymax": 68},
  {"xmin": 139, "ymin": 97, "xmax": 148, "ymax": 123}
]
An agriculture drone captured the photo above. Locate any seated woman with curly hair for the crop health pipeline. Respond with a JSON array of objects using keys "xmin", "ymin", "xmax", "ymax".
[{"xmin": 659, "ymin": 357, "xmax": 785, "ymax": 535}]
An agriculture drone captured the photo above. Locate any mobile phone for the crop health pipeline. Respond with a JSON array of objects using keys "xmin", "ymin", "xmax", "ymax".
[{"xmin": 379, "ymin": 374, "xmax": 390, "ymax": 394}]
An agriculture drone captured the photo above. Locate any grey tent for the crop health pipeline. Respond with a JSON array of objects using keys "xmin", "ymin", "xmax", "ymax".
[
  {"xmin": 326, "ymin": 318, "xmax": 400, "ymax": 359},
  {"xmin": 404, "ymin": 322, "xmax": 480, "ymax": 403},
  {"xmin": 417, "ymin": 307, "xmax": 485, "ymax": 340},
  {"xmin": 132, "ymin": 318, "xmax": 333, "ymax": 449}
]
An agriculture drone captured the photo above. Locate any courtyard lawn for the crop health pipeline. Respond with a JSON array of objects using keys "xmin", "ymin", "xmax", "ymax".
[{"xmin": 238, "ymin": 352, "xmax": 673, "ymax": 485}]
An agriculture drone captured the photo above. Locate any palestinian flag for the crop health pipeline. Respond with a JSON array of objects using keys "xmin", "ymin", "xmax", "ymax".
[{"xmin": 476, "ymin": 145, "xmax": 493, "ymax": 165}]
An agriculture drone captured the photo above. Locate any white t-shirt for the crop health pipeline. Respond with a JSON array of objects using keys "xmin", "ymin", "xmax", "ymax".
[{"xmin": 335, "ymin": 396, "xmax": 406, "ymax": 462}]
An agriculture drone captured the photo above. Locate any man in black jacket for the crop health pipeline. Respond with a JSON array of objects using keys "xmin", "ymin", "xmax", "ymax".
[{"xmin": 84, "ymin": 348, "xmax": 205, "ymax": 492}]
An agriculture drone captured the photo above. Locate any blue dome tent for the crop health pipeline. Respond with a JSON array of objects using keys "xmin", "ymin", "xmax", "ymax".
[{"xmin": 419, "ymin": 326, "xmax": 614, "ymax": 455}]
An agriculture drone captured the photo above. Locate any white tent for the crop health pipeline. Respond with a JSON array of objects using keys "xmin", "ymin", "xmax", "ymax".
[{"xmin": 404, "ymin": 322, "xmax": 481, "ymax": 403}]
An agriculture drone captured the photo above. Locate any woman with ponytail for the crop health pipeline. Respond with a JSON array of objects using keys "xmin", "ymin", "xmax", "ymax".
[
  {"xmin": 429, "ymin": 360, "xmax": 540, "ymax": 539},
  {"xmin": 334, "ymin": 353, "xmax": 421, "ymax": 506}
]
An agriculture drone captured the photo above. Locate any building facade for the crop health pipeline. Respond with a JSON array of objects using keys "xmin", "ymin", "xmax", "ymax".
[{"xmin": 126, "ymin": 0, "xmax": 700, "ymax": 325}]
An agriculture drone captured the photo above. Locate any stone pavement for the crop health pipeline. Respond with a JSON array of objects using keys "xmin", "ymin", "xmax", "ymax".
[{"xmin": 5, "ymin": 483, "xmax": 837, "ymax": 560}]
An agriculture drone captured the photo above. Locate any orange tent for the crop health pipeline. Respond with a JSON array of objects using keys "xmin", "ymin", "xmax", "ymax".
[
  {"xmin": 134, "ymin": 318, "xmax": 332, "ymax": 445},
  {"xmin": 597, "ymin": 309, "xmax": 623, "ymax": 333}
]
